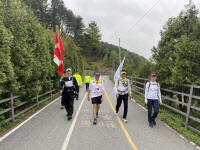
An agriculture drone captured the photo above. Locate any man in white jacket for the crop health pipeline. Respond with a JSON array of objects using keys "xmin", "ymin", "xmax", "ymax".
[
  {"xmin": 114, "ymin": 70, "xmax": 132, "ymax": 123},
  {"xmin": 145, "ymin": 73, "xmax": 162, "ymax": 128}
]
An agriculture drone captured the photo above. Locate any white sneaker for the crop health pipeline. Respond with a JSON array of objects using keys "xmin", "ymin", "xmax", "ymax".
[
  {"xmin": 123, "ymin": 118, "xmax": 128, "ymax": 123},
  {"xmin": 115, "ymin": 112, "xmax": 118, "ymax": 116}
]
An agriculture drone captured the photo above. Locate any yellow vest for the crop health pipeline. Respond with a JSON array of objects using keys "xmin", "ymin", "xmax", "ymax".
[
  {"xmin": 73, "ymin": 73, "xmax": 82, "ymax": 86},
  {"xmin": 84, "ymin": 76, "xmax": 91, "ymax": 83}
]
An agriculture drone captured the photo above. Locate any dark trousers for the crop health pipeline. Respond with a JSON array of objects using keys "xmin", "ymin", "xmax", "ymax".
[
  {"xmin": 63, "ymin": 91, "xmax": 74, "ymax": 116},
  {"xmin": 147, "ymin": 99, "xmax": 159, "ymax": 123},
  {"xmin": 61, "ymin": 92, "xmax": 65, "ymax": 106},
  {"xmin": 116, "ymin": 94, "xmax": 128, "ymax": 118},
  {"xmin": 75, "ymin": 86, "xmax": 80, "ymax": 99},
  {"xmin": 86, "ymin": 83, "xmax": 89, "ymax": 91}
]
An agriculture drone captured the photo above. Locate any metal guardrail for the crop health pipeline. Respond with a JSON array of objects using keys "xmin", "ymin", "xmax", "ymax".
[
  {"xmin": 0, "ymin": 86, "xmax": 59, "ymax": 126},
  {"xmin": 127, "ymin": 76, "xmax": 200, "ymax": 135}
]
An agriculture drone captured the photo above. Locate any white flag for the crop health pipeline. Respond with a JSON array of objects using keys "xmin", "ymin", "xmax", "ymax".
[{"xmin": 112, "ymin": 57, "xmax": 125, "ymax": 96}]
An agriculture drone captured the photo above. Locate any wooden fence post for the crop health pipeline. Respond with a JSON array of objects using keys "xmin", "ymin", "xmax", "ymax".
[
  {"xmin": 185, "ymin": 85, "xmax": 194, "ymax": 128},
  {"xmin": 9, "ymin": 92, "xmax": 14, "ymax": 122}
]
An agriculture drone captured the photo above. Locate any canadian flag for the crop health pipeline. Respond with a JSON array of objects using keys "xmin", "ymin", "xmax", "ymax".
[{"xmin": 53, "ymin": 32, "xmax": 65, "ymax": 75}]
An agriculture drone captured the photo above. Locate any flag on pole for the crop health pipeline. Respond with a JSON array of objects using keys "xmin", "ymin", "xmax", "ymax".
[
  {"xmin": 53, "ymin": 32, "xmax": 65, "ymax": 75},
  {"xmin": 112, "ymin": 57, "xmax": 125, "ymax": 96}
]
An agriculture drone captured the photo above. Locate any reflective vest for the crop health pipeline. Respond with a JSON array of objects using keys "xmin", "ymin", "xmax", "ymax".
[
  {"xmin": 84, "ymin": 76, "xmax": 91, "ymax": 83},
  {"xmin": 73, "ymin": 73, "xmax": 82, "ymax": 86}
]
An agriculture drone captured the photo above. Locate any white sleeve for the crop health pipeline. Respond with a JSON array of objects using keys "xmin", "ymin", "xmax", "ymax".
[
  {"xmin": 145, "ymin": 82, "xmax": 149, "ymax": 100},
  {"xmin": 101, "ymin": 83, "xmax": 104, "ymax": 91},
  {"xmin": 158, "ymin": 83, "xmax": 162, "ymax": 101},
  {"xmin": 89, "ymin": 81, "xmax": 92, "ymax": 90},
  {"xmin": 114, "ymin": 79, "xmax": 119, "ymax": 94}
]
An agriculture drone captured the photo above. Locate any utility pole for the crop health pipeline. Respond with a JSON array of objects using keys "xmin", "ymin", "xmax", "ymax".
[{"xmin": 119, "ymin": 38, "xmax": 121, "ymax": 64}]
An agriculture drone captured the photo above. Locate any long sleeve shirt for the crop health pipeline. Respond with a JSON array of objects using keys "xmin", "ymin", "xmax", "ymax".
[
  {"xmin": 114, "ymin": 78, "xmax": 132, "ymax": 95},
  {"xmin": 145, "ymin": 81, "xmax": 161, "ymax": 101},
  {"xmin": 59, "ymin": 76, "xmax": 79, "ymax": 93}
]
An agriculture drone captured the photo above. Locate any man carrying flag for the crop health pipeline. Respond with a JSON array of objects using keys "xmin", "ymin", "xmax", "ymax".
[
  {"xmin": 59, "ymin": 68, "xmax": 79, "ymax": 120},
  {"xmin": 114, "ymin": 70, "xmax": 132, "ymax": 123}
]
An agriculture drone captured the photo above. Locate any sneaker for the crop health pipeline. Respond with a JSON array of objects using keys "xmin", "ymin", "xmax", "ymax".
[
  {"xmin": 152, "ymin": 119, "xmax": 156, "ymax": 126},
  {"xmin": 96, "ymin": 113, "xmax": 99, "ymax": 118},
  {"xmin": 93, "ymin": 118, "xmax": 97, "ymax": 125},
  {"xmin": 61, "ymin": 106, "xmax": 64, "ymax": 109},
  {"xmin": 66, "ymin": 114, "xmax": 69, "ymax": 117},
  {"xmin": 68, "ymin": 115, "xmax": 72, "ymax": 120},
  {"xmin": 115, "ymin": 112, "xmax": 118, "ymax": 116},
  {"xmin": 149, "ymin": 122, "xmax": 153, "ymax": 128},
  {"xmin": 123, "ymin": 118, "xmax": 128, "ymax": 123}
]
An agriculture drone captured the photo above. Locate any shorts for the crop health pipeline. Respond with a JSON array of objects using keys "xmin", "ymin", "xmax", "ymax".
[{"xmin": 91, "ymin": 96, "xmax": 102, "ymax": 104}]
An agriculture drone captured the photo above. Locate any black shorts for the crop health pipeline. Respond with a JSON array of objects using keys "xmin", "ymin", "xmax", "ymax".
[{"xmin": 91, "ymin": 96, "xmax": 102, "ymax": 104}]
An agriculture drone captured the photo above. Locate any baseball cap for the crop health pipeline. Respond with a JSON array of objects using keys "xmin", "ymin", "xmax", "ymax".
[
  {"xmin": 76, "ymin": 69, "xmax": 79, "ymax": 72},
  {"xmin": 66, "ymin": 68, "xmax": 72, "ymax": 72},
  {"xmin": 121, "ymin": 70, "xmax": 126, "ymax": 74},
  {"xmin": 150, "ymin": 73, "xmax": 156, "ymax": 77},
  {"xmin": 95, "ymin": 72, "xmax": 100, "ymax": 76}
]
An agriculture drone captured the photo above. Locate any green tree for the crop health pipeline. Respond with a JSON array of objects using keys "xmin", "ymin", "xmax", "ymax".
[{"xmin": 0, "ymin": 19, "xmax": 15, "ymax": 94}]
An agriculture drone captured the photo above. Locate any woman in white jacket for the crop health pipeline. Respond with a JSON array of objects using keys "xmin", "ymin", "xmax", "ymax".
[{"xmin": 145, "ymin": 73, "xmax": 162, "ymax": 128}]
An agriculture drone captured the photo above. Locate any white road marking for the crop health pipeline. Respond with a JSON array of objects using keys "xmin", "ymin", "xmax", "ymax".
[
  {"xmin": 0, "ymin": 96, "xmax": 61, "ymax": 142},
  {"xmin": 61, "ymin": 93, "xmax": 87, "ymax": 150}
]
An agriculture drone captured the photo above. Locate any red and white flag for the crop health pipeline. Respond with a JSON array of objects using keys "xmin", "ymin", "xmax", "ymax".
[{"xmin": 53, "ymin": 32, "xmax": 65, "ymax": 75}]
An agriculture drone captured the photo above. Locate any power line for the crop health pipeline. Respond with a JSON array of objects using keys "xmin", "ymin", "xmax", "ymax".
[{"xmin": 128, "ymin": 0, "xmax": 161, "ymax": 32}]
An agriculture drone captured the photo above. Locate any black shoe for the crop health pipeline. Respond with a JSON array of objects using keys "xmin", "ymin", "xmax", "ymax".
[
  {"xmin": 152, "ymin": 119, "xmax": 156, "ymax": 126},
  {"xmin": 68, "ymin": 115, "xmax": 72, "ymax": 120},
  {"xmin": 96, "ymin": 113, "xmax": 99, "ymax": 118},
  {"xmin": 149, "ymin": 122, "xmax": 153, "ymax": 128},
  {"xmin": 93, "ymin": 118, "xmax": 97, "ymax": 125},
  {"xmin": 66, "ymin": 114, "xmax": 69, "ymax": 117},
  {"xmin": 61, "ymin": 106, "xmax": 64, "ymax": 109}
]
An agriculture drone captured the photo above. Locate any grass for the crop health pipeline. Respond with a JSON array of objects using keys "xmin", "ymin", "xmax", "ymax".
[
  {"xmin": 132, "ymin": 93, "xmax": 200, "ymax": 146},
  {"xmin": 0, "ymin": 93, "xmax": 60, "ymax": 137}
]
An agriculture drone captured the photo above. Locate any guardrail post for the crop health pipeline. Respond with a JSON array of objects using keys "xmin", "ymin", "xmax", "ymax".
[
  {"xmin": 36, "ymin": 95, "xmax": 39, "ymax": 107},
  {"xmin": 134, "ymin": 78, "xmax": 136, "ymax": 94},
  {"xmin": 50, "ymin": 88, "xmax": 52, "ymax": 99},
  {"xmin": 185, "ymin": 85, "xmax": 194, "ymax": 128},
  {"xmin": 143, "ymin": 80, "xmax": 146, "ymax": 96},
  {"xmin": 9, "ymin": 92, "xmax": 15, "ymax": 122}
]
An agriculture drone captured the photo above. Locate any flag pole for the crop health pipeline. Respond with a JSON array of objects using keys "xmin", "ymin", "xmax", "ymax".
[{"xmin": 56, "ymin": 25, "xmax": 65, "ymax": 76}]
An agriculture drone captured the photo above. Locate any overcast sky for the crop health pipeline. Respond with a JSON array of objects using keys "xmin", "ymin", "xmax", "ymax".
[{"xmin": 63, "ymin": 0, "xmax": 200, "ymax": 59}]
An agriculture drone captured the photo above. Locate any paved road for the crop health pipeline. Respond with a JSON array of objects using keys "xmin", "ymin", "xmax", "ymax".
[{"xmin": 0, "ymin": 76, "xmax": 198, "ymax": 150}]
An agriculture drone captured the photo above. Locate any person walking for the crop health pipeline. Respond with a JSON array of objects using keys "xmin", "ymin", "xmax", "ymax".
[
  {"xmin": 145, "ymin": 73, "xmax": 162, "ymax": 128},
  {"xmin": 114, "ymin": 70, "xmax": 132, "ymax": 123},
  {"xmin": 88, "ymin": 72, "xmax": 104, "ymax": 125},
  {"xmin": 60, "ymin": 70, "xmax": 67, "ymax": 109},
  {"xmin": 59, "ymin": 68, "xmax": 79, "ymax": 120},
  {"xmin": 84, "ymin": 73, "xmax": 91, "ymax": 92},
  {"xmin": 73, "ymin": 69, "xmax": 82, "ymax": 100}
]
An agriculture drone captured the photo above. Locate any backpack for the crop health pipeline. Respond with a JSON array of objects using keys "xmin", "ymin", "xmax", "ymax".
[{"xmin": 147, "ymin": 82, "xmax": 159, "ymax": 92}]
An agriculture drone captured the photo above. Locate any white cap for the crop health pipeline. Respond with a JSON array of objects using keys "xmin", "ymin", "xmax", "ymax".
[{"xmin": 66, "ymin": 68, "xmax": 72, "ymax": 72}]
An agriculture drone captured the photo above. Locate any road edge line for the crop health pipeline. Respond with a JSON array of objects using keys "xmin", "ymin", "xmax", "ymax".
[
  {"xmin": 0, "ymin": 96, "xmax": 61, "ymax": 142},
  {"xmin": 105, "ymin": 90, "xmax": 138, "ymax": 150},
  {"xmin": 61, "ymin": 93, "xmax": 87, "ymax": 150}
]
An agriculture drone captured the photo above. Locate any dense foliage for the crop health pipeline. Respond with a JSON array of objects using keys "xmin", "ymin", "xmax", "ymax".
[{"xmin": 0, "ymin": 0, "xmax": 83, "ymax": 99}]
